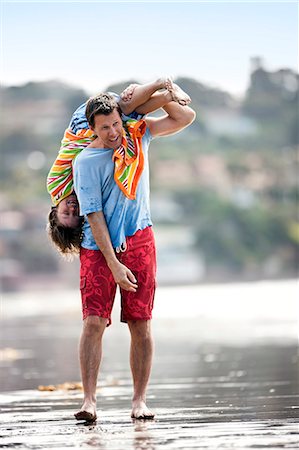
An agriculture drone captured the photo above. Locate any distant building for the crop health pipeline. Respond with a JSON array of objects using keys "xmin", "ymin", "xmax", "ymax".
[{"xmin": 201, "ymin": 108, "xmax": 257, "ymax": 136}]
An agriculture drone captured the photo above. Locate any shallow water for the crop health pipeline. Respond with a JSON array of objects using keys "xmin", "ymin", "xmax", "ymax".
[{"xmin": 1, "ymin": 281, "xmax": 298, "ymax": 449}]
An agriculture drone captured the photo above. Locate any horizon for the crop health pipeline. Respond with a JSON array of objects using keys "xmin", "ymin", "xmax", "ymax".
[{"xmin": 1, "ymin": 61, "xmax": 296, "ymax": 101}]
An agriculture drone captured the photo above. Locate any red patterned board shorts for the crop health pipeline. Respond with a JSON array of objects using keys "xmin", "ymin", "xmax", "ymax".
[{"xmin": 79, "ymin": 227, "xmax": 156, "ymax": 325}]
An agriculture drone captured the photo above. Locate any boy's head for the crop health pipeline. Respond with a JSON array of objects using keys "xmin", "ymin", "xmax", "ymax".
[
  {"xmin": 48, "ymin": 193, "xmax": 83, "ymax": 255},
  {"xmin": 86, "ymin": 93, "xmax": 123, "ymax": 150},
  {"xmin": 55, "ymin": 193, "xmax": 80, "ymax": 228}
]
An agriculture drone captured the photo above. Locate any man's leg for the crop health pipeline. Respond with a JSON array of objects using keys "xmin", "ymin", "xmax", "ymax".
[
  {"xmin": 75, "ymin": 315, "xmax": 108, "ymax": 421},
  {"xmin": 127, "ymin": 319, "xmax": 155, "ymax": 419},
  {"xmin": 120, "ymin": 227, "xmax": 157, "ymax": 419},
  {"xmin": 76, "ymin": 247, "xmax": 116, "ymax": 421}
]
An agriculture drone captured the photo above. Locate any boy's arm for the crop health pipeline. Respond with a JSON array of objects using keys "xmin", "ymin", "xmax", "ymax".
[
  {"xmin": 87, "ymin": 211, "xmax": 138, "ymax": 292},
  {"xmin": 145, "ymin": 101, "xmax": 196, "ymax": 137}
]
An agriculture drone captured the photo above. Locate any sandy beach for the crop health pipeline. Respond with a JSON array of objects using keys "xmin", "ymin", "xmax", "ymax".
[{"xmin": 1, "ymin": 280, "xmax": 298, "ymax": 449}]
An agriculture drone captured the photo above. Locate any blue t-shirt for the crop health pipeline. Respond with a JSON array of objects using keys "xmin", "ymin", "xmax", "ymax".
[{"xmin": 73, "ymin": 126, "xmax": 153, "ymax": 250}]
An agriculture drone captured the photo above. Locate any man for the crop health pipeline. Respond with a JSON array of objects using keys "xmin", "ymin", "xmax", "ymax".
[{"xmin": 73, "ymin": 83, "xmax": 195, "ymax": 421}]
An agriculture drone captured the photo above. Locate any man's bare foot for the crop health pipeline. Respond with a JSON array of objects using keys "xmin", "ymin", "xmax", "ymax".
[
  {"xmin": 165, "ymin": 78, "xmax": 191, "ymax": 106},
  {"xmin": 74, "ymin": 400, "xmax": 97, "ymax": 422},
  {"xmin": 131, "ymin": 400, "xmax": 155, "ymax": 420}
]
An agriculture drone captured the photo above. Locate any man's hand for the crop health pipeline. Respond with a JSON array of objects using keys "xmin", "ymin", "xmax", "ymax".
[
  {"xmin": 109, "ymin": 260, "xmax": 138, "ymax": 292},
  {"xmin": 120, "ymin": 84, "xmax": 139, "ymax": 102},
  {"xmin": 87, "ymin": 211, "xmax": 137, "ymax": 292}
]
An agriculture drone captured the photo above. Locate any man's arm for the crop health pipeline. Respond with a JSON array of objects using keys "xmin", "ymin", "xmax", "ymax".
[
  {"xmin": 87, "ymin": 211, "xmax": 138, "ymax": 292},
  {"xmin": 145, "ymin": 101, "xmax": 196, "ymax": 138}
]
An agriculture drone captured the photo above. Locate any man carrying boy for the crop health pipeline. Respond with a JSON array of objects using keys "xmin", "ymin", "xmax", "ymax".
[{"xmin": 73, "ymin": 81, "xmax": 195, "ymax": 421}]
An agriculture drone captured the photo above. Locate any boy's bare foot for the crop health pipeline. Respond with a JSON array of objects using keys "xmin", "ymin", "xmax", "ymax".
[
  {"xmin": 74, "ymin": 400, "xmax": 97, "ymax": 422},
  {"xmin": 165, "ymin": 78, "xmax": 191, "ymax": 106},
  {"xmin": 131, "ymin": 400, "xmax": 155, "ymax": 420},
  {"xmin": 164, "ymin": 76, "xmax": 174, "ymax": 92}
]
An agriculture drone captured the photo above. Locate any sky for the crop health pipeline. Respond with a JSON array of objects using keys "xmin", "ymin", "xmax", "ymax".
[{"xmin": 1, "ymin": 1, "xmax": 298, "ymax": 97}]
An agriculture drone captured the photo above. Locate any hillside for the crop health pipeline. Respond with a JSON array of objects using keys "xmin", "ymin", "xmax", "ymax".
[{"xmin": 0, "ymin": 68, "xmax": 297, "ymax": 289}]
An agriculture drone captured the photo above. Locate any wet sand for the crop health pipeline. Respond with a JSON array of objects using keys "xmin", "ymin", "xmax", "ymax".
[
  {"xmin": 1, "ymin": 282, "xmax": 298, "ymax": 449},
  {"xmin": 1, "ymin": 345, "xmax": 299, "ymax": 449}
]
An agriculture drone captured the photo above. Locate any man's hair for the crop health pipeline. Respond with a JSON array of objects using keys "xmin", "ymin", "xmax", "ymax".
[
  {"xmin": 85, "ymin": 93, "xmax": 122, "ymax": 128},
  {"xmin": 47, "ymin": 207, "xmax": 83, "ymax": 256}
]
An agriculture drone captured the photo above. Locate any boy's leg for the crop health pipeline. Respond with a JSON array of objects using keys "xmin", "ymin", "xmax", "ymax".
[
  {"xmin": 119, "ymin": 78, "xmax": 192, "ymax": 116},
  {"xmin": 134, "ymin": 90, "xmax": 173, "ymax": 115},
  {"xmin": 119, "ymin": 77, "xmax": 169, "ymax": 115},
  {"xmin": 135, "ymin": 83, "xmax": 192, "ymax": 115}
]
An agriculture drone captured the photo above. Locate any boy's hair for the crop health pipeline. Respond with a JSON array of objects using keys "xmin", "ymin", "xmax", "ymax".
[
  {"xmin": 85, "ymin": 93, "xmax": 122, "ymax": 128},
  {"xmin": 47, "ymin": 207, "xmax": 83, "ymax": 255}
]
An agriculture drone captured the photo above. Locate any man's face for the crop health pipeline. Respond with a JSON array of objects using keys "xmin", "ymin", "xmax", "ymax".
[
  {"xmin": 56, "ymin": 193, "xmax": 80, "ymax": 228},
  {"xmin": 92, "ymin": 109, "xmax": 123, "ymax": 149}
]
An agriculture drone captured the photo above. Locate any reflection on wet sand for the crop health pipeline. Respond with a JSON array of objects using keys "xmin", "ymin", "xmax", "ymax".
[
  {"xmin": 1, "ymin": 348, "xmax": 298, "ymax": 449},
  {"xmin": 1, "ymin": 282, "xmax": 298, "ymax": 448},
  {"xmin": 133, "ymin": 421, "xmax": 155, "ymax": 450}
]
